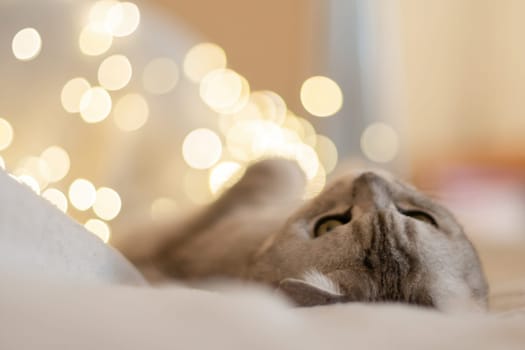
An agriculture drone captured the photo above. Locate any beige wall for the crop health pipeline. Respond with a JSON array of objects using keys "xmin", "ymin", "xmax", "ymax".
[{"xmin": 399, "ymin": 0, "xmax": 525, "ymax": 167}]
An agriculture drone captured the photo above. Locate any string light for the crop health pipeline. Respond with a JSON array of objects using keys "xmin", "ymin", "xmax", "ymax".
[
  {"xmin": 40, "ymin": 146, "xmax": 70, "ymax": 182},
  {"xmin": 250, "ymin": 91, "xmax": 287, "ymax": 125},
  {"xmin": 304, "ymin": 164, "xmax": 326, "ymax": 199},
  {"xmin": 314, "ymin": 134, "xmax": 338, "ymax": 174},
  {"xmin": 79, "ymin": 23, "xmax": 113, "ymax": 56},
  {"xmin": 108, "ymin": 2, "xmax": 140, "ymax": 37},
  {"xmin": 282, "ymin": 113, "xmax": 305, "ymax": 138},
  {"xmin": 208, "ymin": 161, "xmax": 244, "ymax": 195},
  {"xmin": 42, "ymin": 188, "xmax": 68, "ymax": 213},
  {"xmin": 89, "ymin": 1, "xmax": 120, "ymax": 29},
  {"xmin": 200, "ymin": 68, "xmax": 249, "ymax": 114},
  {"xmin": 0, "ymin": 119, "xmax": 14, "ymax": 151},
  {"xmin": 69, "ymin": 178, "xmax": 96, "ymax": 211},
  {"xmin": 281, "ymin": 128, "xmax": 302, "ymax": 145},
  {"xmin": 79, "ymin": 87, "xmax": 112, "ymax": 123},
  {"xmin": 61, "ymin": 78, "xmax": 91, "ymax": 113},
  {"xmin": 14, "ymin": 156, "xmax": 51, "ymax": 190},
  {"xmin": 225, "ymin": 120, "xmax": 263, "ymax": 162},
  {"xmin": 183, "ymin": 42, "xmax": 227, "ymax": 83},
  {"xmin": 296, "ymin": 117, "xmax": 317, "ymax": 146},
  {"xmin": 300, "ymin": 76, "xmax": 343, "ymax": 117},
  {"xmin": 249, "ymin": 121, "xmax": 285, "ymax": 159},
  {"xmin": 279, "ymin": 142, "xmax": 320, "ymax": 180},
  {"xmin": 113, "ymin": 93, "xmax": 149, "ymax": 131},
  {"xmin": 360, "ymin": 122, "xmax": 399, "ymax": 163},
  {"xmin": 84, "ymin": 218, "xmax": 111, "ymax": 243},
  {"xmin": 93, "ymin": 187, "xmax": 122, "ymax": 221},
  {"xmin": 142, "ymin": 58, "xmax": 179, "ymax": 94},
  {"xmin": 12, "ymin": 27, "xmax": 42, "ymax": 61},
  {"xmin": 182, "ymin": 128, "xmax": 222, "ymax": 169},
  {"xmin": 2, "ymin": 1, "xmax": 348, "ymax": 238},
  {"xmin": 98, "ymin": 54, "xmax": 132, "ymax": 91}
]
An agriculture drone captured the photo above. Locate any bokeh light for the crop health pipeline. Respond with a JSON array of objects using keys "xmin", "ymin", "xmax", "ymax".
[
  {"xmin": 89, "ymin": 0, "xmax": 119, "ymax": 28},
  {"xmin": 225, "ymin": 119, "xmax": 306, "ymax": 163},
  {"xmin": 208, "ymin": 161, "xmax": 244, "ymax": 195},
  {"xmin": 0, "ymin": 118, "xmax": 14, "ymax": 151},
  {"xmin": 283, "ymin": 113, "xmax": 304, "ymax": 134},
  {"xmin": 108, "ymin": 2, "xmax": 140, "ymax": 37},
  {"xmin": 113, "ymin": 93, "xmax": 149, "ymax": 131},
  {"xmin": 79, "ymin": 87, "xmax": 112, "ymax": 123},
  {"xmin": 300, "ymin": 76, "xmax": 343, "ymax": 117},
  {"xmin": 17, "ymin": 175, "xmax": 41, "ymax": 194},
  {"xmin": 84, "ymin": 218, "xmax": 111, "ymax": 243},
  {"xmin": 98, "ymin": 54, "xmax": 132, "ymax": 91},
  {"xmin": 142, "ymin": 57, "xmax": 179, "ymax": 94},
  {"xmin": 281, "ymin": 142, "xmax": 319, "ymax": 180},
  {"xmin": 78, "ymin": 23, "xmax": 113, "ymax": 56},
  {"xmin": 61, "ymin": 78, "xmax": 91, "ymax": 113},
  {"xmin": 150, "ymin": 197, "xmax": 178, "ymax": 221},
  {"xmin": 314, "ymin": 134, "xmax": 338, "ymax": 174},
  {"xmin": 296, "ymin": 117, "xmax": 317, "ymax": 146},
  {"xmin": 42, "ymin": 188, "xmax": 68, "ymax": 213},
  {"xmin": 360, "ymin": 122, "xmax": 399, "ymax": 163},
  {"xmin": 217, "ymin": 99, "xmax": 264, "ymax": 136},
  {"xmin": 0, "ymin": 2, "xmax": 354, "ymax": 246},
  {"xmin": 225, "ymin": 120, "xmax": 267, "ymax": 161},
  {"xmin": 304, "ymin": 164, "xmax": 326, "ymax": 199},
  {"xmin": 12, "ymin": 27, "xmax": 42, "ymax": 61},
  {"xmin": 93, "ymin": 187, "xmax": 121, "ymax": 221},
  {"xmin": 183, "ymin": 42, "xmax": 227, "ymax": 83},
  {"xmin": 40, "ymin": 146, "xmax": 70, "ymax": 182},
  {"xmin": 250, "ymin": 121, "xmax": 286, "ymax": 159},
  {"xmin": 68, "ymin": 178, "xmax": 96, "ymax": 211},
  {"xmin": 200, "ymin": 68, "xmax": 249, "ymax": 114},
  {"xmin": 14, "ymin": 156, "xmax": 50, "ymax": 190},
  {"xmin": 250, "ymin": 90, "xmax": 287, "ymax": 125},
  {"xmin": 182, "ymin": 128, "xmax": 222, "ymax": 169}
]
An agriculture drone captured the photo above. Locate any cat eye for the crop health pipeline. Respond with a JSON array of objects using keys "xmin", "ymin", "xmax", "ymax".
[
  {"xmin": 314, "ymin": 212, "xmax": 351, "ymax": 237},
  {"xmin": 315, "ymin": 219, "xmax": 344, "ymax": 236},
  {"xmin": 399, "ymin": 208, "xmax": 437, "ymax": 227}
]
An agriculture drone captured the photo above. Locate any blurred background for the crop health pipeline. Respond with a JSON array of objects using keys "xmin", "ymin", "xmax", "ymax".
[{"xmin": 1, "ymin": 0, "xmax": 525, "ymax": 260}]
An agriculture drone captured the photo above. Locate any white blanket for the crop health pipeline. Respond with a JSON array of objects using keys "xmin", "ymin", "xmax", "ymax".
[{"xmin": 1, "ymin": 277, "xmax": 525, "ymax": 350}]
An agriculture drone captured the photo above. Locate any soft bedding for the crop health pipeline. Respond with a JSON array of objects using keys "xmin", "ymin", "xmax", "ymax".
[
  {"xmin": 0, "ymin": 169, "xmax": 524, "ymax": 349},
  {"xmin": 1, "ymin": 276, "xmax": 525, "ymax": 350}
]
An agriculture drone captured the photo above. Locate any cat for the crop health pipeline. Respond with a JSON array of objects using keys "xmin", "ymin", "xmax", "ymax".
[{"xmin": 119, "ymin": 158, "xmax": 489, "ymax": 311}]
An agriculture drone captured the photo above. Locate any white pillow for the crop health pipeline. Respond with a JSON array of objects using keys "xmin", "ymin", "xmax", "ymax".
[{"xmin": 0, "ymin": 169, "xmax": 145, "ymax": 285}]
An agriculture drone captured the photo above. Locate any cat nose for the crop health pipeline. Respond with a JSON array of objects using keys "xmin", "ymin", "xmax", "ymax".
[{"xmin": 352, "ymin": 171, "xmax": 393, "ymax": 213}]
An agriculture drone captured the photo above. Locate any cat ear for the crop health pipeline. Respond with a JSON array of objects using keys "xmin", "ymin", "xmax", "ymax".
[{"xmin": 278, "ymin": 278, "xmax": 346, "ymax": 307}]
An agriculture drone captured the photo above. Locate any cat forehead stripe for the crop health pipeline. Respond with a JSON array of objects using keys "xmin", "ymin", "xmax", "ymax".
[
  {"xmin": 302, "ymin": 269, "xmax": 342, "ymax": 296},
  {"xmin": 351, "ymin": 169, "xmax": 395, "ymax": 182}
]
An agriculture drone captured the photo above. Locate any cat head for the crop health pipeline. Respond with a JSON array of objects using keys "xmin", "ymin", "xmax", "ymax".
[{"xmin": 252, "ymin": 170, "xmax": 489, "ymax": 311}]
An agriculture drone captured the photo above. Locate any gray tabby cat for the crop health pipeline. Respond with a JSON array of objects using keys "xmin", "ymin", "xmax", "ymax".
[{"xmin": 121, "ymin": 159, "xmax": 488, "ymax": 311}]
